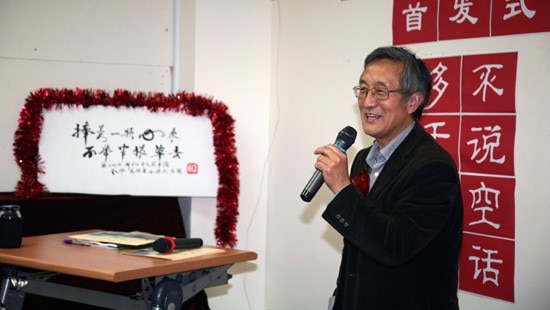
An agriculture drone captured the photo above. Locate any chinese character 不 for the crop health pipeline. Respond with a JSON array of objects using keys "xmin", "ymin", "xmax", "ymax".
[
  {"xmin": 472, "ymin": 64, "xmax": 505, "ymax": 103},
  {"xmin": 82, "ymin": 145, "xmax": 97, "ymax": 158}
]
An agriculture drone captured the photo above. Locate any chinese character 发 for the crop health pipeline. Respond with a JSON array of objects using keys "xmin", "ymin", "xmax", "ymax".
[{"xmin": 450, "ymin": 0, "xmax": 479, "ymax": 24}]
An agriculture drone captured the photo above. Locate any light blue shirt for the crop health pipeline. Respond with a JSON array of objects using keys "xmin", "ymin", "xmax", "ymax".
[{"xmin": 366, "ymin": 122, "xmax": 415, "ymax": 189}]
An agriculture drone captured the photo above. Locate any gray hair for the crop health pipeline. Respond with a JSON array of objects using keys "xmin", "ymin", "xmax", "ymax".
[{"xmin": 363, "ymin": 46, "xmax": 432, "ymax": 119}]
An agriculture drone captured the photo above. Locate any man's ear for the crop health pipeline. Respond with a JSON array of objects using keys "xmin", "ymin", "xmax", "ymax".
[{"xmin": 406, "ymin": 92, "xmax": 423, "ymax": 115}]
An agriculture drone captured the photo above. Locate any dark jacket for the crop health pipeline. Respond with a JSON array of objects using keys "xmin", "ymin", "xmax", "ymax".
[{"xmin": 322, "ymin": 122, "xmax": 463, "ymax": 310}]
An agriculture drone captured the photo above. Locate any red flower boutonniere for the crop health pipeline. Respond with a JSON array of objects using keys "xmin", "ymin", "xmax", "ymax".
[{"xmin": 351, "ymin": 169, "xmax": 370, "ymax": 196}]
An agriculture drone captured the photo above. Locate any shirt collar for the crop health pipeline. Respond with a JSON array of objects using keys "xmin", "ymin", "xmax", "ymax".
[{"xmin": 369, "ymin": 121, "xmax": 415, "ymax": 163}]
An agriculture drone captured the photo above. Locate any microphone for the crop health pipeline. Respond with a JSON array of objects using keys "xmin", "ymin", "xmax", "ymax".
[
  {"xmin": 300, "ymin": 126, "xmax": 357, "ymax": 202},
  {"xmin": 152, "ymin": 237, "xmax": 203, "ymax": 253}
]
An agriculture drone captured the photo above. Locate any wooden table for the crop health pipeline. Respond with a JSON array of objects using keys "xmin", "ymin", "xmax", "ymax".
[{"xmin": 0, "ymin": 230, "xmax": 257, "ymax": 309}]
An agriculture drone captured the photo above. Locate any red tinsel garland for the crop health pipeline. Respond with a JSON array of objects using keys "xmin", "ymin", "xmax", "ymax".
[{"xmin": 13, "ymin": 88, "xmax": 239, "ymax": 248}]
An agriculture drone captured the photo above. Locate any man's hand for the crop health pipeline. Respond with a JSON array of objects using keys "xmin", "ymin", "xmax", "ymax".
[{"xmin": 313, "ymin": 144, "xmax": 351, "ymax": 194}]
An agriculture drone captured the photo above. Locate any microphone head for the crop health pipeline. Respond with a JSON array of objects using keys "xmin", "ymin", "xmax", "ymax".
[
  {"xmin": 335, "ymin": 126, "xmax": 357, "ymax": 150},
  {"xmin": 152, "ymin": 238, "xmax": 172, "ymax": 253}
]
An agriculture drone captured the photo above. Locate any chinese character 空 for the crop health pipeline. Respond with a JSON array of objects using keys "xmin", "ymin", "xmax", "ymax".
[{"xmin": 469, "ymin": 181, "xmax": 501, "ymax": 229}]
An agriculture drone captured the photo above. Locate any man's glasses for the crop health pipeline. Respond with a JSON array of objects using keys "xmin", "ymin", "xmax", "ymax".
[{"xmin": 353, "ymin": 86, "xmax": 402, "ymax": 101}]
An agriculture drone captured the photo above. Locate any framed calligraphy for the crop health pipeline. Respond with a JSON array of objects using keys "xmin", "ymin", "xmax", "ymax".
[{"xmin": 13, "ymin": 88, "xmax": 240, "ymax": 247}]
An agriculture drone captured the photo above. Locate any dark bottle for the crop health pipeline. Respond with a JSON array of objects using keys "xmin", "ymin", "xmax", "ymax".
[{"xmin": 0, "ymin": 205, "xmax": 23, "ymax": 248}]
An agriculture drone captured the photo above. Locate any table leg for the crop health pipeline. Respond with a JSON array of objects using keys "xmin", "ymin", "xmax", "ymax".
[{"xmin": 0, "ymin": 266, "xmax": 26, "ymax": 310}]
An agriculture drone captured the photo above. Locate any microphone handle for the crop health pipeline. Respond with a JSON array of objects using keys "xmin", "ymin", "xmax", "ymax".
[
  {"xmin": 174, "ymin": 238, "xmax": 203, "ymax": 249},
  {"xmin": 152, "ymin": 237, "xmax": 203, "ymax": 253},
  {"xmin": 300, "ymin": 170, "xmax": 324, "ymax": 202}
]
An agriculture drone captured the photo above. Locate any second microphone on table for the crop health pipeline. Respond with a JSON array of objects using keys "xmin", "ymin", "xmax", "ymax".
[{"xmin": 152, "ymin": 237, "xmax": 203, "ymax": 253}]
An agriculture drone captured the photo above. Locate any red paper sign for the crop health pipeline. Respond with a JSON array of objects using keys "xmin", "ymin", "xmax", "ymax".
[
  {"xmin": 393, "ymin": 0, "xmax": 550, "ymax": 44},
  {"xmin": 460, "ymin": 115, "xmax": 516, "ymax": 176},
  {"xmin": 492, "ymin": 0, "xmax": 550, "ymax": 36},
  {"xmin": 459, "ymin": 233, "xmax": 515, "ymax": 302},
  {"xmin": 461, "ymin": 174, "xmax": 516, "ymax": 239},
  {"xmin": 461, "ymin": 53, "xmax": 517, "ymax": 113},
  {"xmin": 420, "ymin": 52, "xmax": 517, "ymax": 302},
  {"xmin": 424, "ymin": 56, "xmax": 462, "ymax": 113},
  {"xmin": 421, "ymin": 115, "xmax": 461, "ymax": 166},
  {"xmin": 439, "ymin": 0, "xmax": 491, "ymax": 41},
  {"xmin": 393, "ymin": 0, "xmax": 438, "ymax": 44}
]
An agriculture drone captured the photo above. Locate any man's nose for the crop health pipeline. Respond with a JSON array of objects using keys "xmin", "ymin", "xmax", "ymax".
[{"xmin": 359, "ymin": 93, "xmax": 376, "ymax": 107}]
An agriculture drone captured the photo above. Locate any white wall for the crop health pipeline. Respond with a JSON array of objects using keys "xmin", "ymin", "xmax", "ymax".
[
  {"xmin": 0, "ymin": 0, "xmax": 174, "ymax": 189},
  {"xmin": 2, "ymin": 1, "xmax": 550, "ymax": 310},
  {"xmin": 186, "ymin": 1, "xmax": 271, "ymax": 309}
]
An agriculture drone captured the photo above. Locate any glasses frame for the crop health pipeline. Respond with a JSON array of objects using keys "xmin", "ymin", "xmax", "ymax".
[{"xmin": 353, "ymin": 86, "xmax": 402, "ymax": 101}]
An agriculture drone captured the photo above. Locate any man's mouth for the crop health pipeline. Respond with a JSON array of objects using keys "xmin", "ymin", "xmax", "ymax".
[{"xmin": 366, "ymin": 113, "xmax": 380, "ymax": 120}]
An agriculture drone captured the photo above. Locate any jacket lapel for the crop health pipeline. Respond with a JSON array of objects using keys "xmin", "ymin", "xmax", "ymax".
[{"xmin": 367, "ymin": 122, "xmax": 425, "ymax": 199}]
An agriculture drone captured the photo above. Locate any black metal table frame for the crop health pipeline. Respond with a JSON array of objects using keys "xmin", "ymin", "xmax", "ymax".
[{"xmin": 0, "ymin": 264, "xmax": 231, "ymax": 310}]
